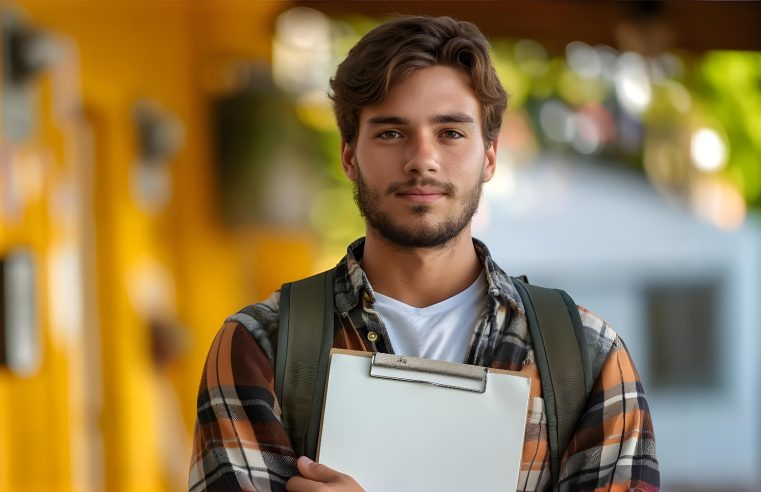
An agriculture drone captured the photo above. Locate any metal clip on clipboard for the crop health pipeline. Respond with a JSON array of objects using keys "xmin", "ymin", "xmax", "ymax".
[{"xmin": 369, "ymin": 353, "xmax": 488, "ymax": 393}]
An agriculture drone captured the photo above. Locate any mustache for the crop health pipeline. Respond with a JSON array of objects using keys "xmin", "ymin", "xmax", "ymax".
[{"xmin": 386, "ymin": 177, "xmax": 455, "ymax": 195}]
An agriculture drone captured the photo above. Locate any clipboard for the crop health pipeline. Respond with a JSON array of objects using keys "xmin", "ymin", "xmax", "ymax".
[{"xmin": 317, "ymin": 349, "xmax": 531, "ymax": 492}]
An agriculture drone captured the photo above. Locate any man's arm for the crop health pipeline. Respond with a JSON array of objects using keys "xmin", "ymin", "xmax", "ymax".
[
  {"xmin": 559, "ymin": 311, "xmax": 660, "ymax": 491},
  {"xmin": 189, "ymin": 321, "xmax": 296, "ymax": 492},
  {"xmin": 188, "ymin": 305, "xmax": 365, "ymax": 492}
]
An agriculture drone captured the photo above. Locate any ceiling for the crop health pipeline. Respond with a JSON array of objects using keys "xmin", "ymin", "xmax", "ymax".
[{"xmin": 295, "ymin": 1, "xmax": 761, "ymax": 54}]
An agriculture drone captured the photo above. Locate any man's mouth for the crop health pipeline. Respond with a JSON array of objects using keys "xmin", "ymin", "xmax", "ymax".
[
  {"xmin": 396, "ymin": 187, "xmax": 447, "ymax": 202},
  {"xmin": 388, "ymin": 178, "xmax": 455, "ymax": 202}
]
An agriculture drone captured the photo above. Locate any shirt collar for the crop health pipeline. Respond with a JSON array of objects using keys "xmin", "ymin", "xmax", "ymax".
[{"xmin": 333, "ymin": 237, "xmax": 523, "ymax": 315}]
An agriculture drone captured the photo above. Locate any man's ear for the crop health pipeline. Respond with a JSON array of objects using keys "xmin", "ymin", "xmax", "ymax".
[
  {"xmin": 341, "ymin": 141, "xmax": 359, "ymax": 182},
  {"xmin": 482, "ymin": 136, "xmax": 498, "ymax": 183}
]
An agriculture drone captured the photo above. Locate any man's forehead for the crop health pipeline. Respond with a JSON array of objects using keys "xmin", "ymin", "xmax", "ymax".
[{"xmin": 348, "ymin": 66, "xmax": 486, "ymax": 143}]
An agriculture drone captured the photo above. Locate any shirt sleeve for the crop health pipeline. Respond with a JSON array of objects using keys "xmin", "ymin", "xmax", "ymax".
[
  {"xmin": 188, "ymin": 321, "xmax": 296, "ymax": 492},
  {"xmin": 559, "ymin": 333, "xmax": 660, "ymax": 491}
]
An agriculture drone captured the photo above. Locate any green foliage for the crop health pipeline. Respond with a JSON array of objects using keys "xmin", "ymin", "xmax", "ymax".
[{"xmin": 695, "ymin": 51, "xmax": 761, "ymax": 206}]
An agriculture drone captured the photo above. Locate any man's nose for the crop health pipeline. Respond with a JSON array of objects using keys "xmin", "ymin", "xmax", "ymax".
[{"xmin": 403, "ymin": 135, "xmax": 441, "ymax": 175}]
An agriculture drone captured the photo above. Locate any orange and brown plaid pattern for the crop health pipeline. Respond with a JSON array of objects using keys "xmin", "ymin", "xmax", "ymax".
[{"xmin": 189, "ymin": 239, "xmax": 659, "ymax": 491}]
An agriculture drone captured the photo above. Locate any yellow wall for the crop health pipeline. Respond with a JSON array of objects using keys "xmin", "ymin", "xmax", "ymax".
[{"xmin": 1, "ymin": 1, "xmax": 315, "ymax": 491}]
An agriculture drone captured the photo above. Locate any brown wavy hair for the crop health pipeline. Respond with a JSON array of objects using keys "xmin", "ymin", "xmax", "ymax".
[{"xmin": 329, "ymin": 15, "xmax": 507, "ymax": 146}]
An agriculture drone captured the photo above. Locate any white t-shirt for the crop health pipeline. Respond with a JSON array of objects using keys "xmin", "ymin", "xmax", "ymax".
[{"xmin": 373, "ymin": 272, "xmax": 487, "ymax": 363}]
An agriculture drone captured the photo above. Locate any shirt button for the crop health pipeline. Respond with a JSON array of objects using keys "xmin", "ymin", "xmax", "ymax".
[{"xmin": 367, "ymin": 331, "xmax": 378, "ymax": 342}]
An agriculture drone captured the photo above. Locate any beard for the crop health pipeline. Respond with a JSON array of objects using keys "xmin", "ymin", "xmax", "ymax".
[{"xmin": 353, "ymin": 168, "xmax": 484, "ymax": 249}]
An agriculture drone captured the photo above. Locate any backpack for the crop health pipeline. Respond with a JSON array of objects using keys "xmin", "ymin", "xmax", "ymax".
[{"xmin": 274, "ymin": 269, "xmax": 594, "ymax": 490}]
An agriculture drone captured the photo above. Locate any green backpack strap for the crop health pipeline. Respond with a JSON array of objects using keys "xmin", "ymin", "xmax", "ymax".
[
  {"xmin": 274, "ymin": 269, "xmax": 336, "ymax": 460},
  {"xmin": 513, "ymin": 278, "xmax": 591, "ymax": 490}
]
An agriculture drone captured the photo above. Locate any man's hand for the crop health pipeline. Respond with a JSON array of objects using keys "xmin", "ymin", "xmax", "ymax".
[{"xmin": 285, "ymin": 456, "xmax": 365, "ymax": 491}]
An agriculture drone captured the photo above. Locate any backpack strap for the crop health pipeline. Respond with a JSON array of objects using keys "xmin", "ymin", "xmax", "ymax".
[
  {"xmin": 513, "ymin": 278, "xmax": 591, "ymax": 490},
  {"xmin": 275, "ymin": 269, "xmax": 336, "ymax": 459}
]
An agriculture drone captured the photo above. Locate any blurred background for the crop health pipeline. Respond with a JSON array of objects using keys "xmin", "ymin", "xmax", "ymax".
[{"xmin": 0, "ymin": 1, "xmax": 759, "ymax": 491}]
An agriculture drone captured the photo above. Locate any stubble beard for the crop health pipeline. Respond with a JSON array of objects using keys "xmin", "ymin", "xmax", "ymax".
[{"xmin": 353, "ymin": 167, "xmax": 484, "ymax": 250}]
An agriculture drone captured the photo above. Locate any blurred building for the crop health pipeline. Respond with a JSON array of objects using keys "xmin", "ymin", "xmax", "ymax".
[
  {"xmin": 478, "ymin": 155, "xmax": 761, "ymax": 489},
  {"xmin": 0, "ymin": 2, "xmax": 313, "ymax": 491}
]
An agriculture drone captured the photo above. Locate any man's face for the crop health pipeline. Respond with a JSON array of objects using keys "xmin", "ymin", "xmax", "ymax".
[{"xmin": 342, "ymin": 65, "xmax": 497, "ymax": 249}]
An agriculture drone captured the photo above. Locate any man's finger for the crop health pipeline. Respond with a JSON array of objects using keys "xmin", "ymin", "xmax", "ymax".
[
  {"xmin": 284, "ymin": 475, "xmax": 312, "ymax": 492},
  {"xmin": 296, "ymin": 456, "xmax": 343, "ymax": 482}
]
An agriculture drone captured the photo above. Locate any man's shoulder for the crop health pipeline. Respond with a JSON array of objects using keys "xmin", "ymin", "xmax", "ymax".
[
  {"xmin": 576, "ymin": 305, "xmax": 619, "ymax": 348},
  {"xmin": 573, "ymin": 303, "xmax": 626, "ymax": 374},
  {"xmin": 510, "ymin": 275, "xmax": 621, "ymax": 365},
  {"xmin": 223, "ymin": 290, "xmax": 282, "ymax": 361}
]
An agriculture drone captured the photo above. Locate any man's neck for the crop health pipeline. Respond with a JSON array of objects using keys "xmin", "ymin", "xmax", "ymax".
[{"xmin": 361, "ymin": 228, "xmax": 482, "ymax": 308}]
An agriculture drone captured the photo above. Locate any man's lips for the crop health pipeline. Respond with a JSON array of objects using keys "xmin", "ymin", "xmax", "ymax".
[{"xmin": 395, "ymin": 187, "xmax": 447, "ymax": 202}]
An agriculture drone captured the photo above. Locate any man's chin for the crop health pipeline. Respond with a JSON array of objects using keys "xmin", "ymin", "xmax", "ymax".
[
  {"xmin": 410, "ymin": 204, "xmax": 433, "ymax": 215},
  {"xmin": 370, "ymin": 222, "xmax": 466, "ymax": 250}
]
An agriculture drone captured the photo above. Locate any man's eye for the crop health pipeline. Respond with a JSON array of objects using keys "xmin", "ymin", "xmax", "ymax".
[
  {"xmin": 378, "ymin": 130, "xmax": 403, "ymax": 139},
  {"xmin": 441, "ymin": 130, "xmax": 464, "ymax": 139}
]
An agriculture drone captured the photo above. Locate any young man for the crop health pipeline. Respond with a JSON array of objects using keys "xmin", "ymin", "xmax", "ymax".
[{"xmin": 189, "ymin": 16, "xmax": 659, "ymax": 492}]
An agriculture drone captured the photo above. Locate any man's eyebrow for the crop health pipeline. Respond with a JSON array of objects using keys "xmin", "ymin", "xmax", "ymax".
[
  {"xmin": 365, "ymin": 113, "xmax": 476, "ymax": 126},
  {"xmin": 366, "ymin": 115, "xmax": 409, "ymax": 125},
  {"xmin": 431, "ymin": 112, "xmax": 475, "ymax": 125}
]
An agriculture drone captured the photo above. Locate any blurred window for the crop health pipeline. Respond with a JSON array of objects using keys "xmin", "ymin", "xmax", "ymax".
[
  {"xmin": 0, "ymin": 250, "xmax": 39, "ymax": 376},
  {"xmin": 646, "ymin": 280, "xmax": 719, "ymax": 390}
]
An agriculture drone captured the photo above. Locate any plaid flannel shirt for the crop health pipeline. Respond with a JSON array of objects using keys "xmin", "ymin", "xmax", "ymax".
[{"xmin": 189, "ymin": 238, "xmax": 659, "ymax": 491}]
